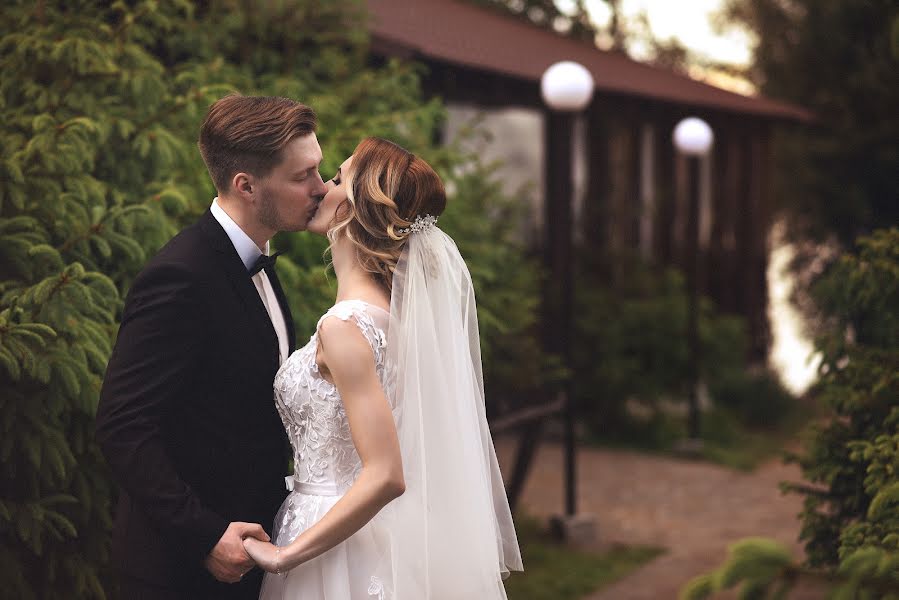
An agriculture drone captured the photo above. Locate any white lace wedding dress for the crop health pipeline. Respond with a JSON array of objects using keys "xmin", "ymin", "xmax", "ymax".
[{"xmin": 259, "ymin": 299, "xmax": 393, "ymax": 600}]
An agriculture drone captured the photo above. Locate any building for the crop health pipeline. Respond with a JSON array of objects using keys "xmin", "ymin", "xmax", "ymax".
[{"xmin": 366, "ymin": 0, "xmax": 812, "ymax": 360}]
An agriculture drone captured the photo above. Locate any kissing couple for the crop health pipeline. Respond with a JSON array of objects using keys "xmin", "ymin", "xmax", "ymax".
[{"xmin": 95, "ymin": 94, "xmax": 523, "ymax": 600}]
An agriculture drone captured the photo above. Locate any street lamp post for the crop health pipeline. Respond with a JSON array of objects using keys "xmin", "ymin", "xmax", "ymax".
[
  {"xmin": 541, "ymin": 61, "xmax": 593, "ymax": 533},
  {"xmin": 673, "ymin": 117, "xmax": 714, "ymax": 445}
]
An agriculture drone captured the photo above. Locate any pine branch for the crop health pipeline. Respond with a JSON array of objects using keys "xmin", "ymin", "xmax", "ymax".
[
  {"xmin": 781, "ymin": 481, "xmax": 834, "ymax": 499},
  {"xmin": 58, "ymin": 224, "xmax": 103, "ymax": 255},
  {"xmin": 129, "ymin": 91, "xmax": 200, "ymax": 139}
]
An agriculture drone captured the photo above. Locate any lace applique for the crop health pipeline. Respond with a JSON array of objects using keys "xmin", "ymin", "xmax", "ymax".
[
  {"xmin": 272, "ymin": 301, "xmax": 392, "ymax": 543},
  {"xmin": 271, "ymin": 492, "xmax": 323, "ymax": 546},
  {"xmin": 367, "ymin": 576, "xmax": 386, "ymax": 599}
]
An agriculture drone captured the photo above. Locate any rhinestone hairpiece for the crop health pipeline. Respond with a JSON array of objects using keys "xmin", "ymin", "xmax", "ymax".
[{"xmin": 398, "ymin": 214, "xmax": 438, "ymax": 235}]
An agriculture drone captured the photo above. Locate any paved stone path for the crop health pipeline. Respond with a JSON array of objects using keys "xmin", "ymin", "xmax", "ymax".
[{"xmin": 495, "ymin": 439, "xmax": 828, "ymax": 599}]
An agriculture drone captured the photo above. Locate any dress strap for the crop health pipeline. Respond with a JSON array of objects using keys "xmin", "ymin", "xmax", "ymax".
[{"xmin": 315, "ymin": 300, "xmax": 387, "ymax": 360}]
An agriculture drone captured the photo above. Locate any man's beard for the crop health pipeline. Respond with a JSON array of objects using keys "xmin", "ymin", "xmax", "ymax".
[{"xmin": 258, "ymin": 190, "xmax": 297, "ymax": 233}]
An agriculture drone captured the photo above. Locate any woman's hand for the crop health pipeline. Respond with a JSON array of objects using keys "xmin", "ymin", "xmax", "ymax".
[{"xmin": 242, "ymin": 537, "xmax": 283, "ymax": 574}]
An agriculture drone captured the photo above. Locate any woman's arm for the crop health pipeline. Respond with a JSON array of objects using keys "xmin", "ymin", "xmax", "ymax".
[{"xmin": 244, "ymin": 316, "xmax": 404, "ymax": 573}]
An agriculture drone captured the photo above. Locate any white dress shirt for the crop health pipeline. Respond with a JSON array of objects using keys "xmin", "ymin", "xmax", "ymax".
[{"xmin": 210, "ymin": 198, "xmax": 290, "ymax": 365}]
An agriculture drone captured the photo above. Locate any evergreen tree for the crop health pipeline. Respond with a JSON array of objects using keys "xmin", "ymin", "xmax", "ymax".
[
  {"xmin": 792, "ymin": 227, "xmax": 899, "ymax": 567},
  {"xmin": 1, "ymin": 2, "xmax": 544, "ymax": 597},
  {"xmin": 470, "ymin": 0, "xmax": 708, "ymax": 73},
  {"xmin": 681, "ymin": 228, "xmax": 899, "ymax": 599},
  {"xmin": 470, "ymin": 0, "xmax": 603, "ymax": 44},
  {"xmin": 718, "ymin": 0, "xmax": 899, "ymax": 244},
  {"xmin": 0, "ymin": 2, "xmax": 217, "ymax": 597}
]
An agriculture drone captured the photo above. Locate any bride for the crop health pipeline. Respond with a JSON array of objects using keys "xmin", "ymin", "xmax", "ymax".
[{"xmin": 243, "ymin": 137, "xmax": 523, "ymax": 599}]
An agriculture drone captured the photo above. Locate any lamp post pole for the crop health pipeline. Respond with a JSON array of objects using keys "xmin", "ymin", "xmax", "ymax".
[
  {"xmin": 541, "ymin": 61, "xmax": 594, "ymax": 522},
  {"xmin": 544, "ymin": 109, "xmax": 576, "ymax": 515},
  {"xmin": 673, "ymin": 117, "xmax": 714, "ymax": 444}
]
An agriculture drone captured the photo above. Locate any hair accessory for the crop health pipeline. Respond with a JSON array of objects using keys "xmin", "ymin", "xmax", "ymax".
[{"xmin": 397, "ymin": 214, "xmax": 438, "ymax": 235}]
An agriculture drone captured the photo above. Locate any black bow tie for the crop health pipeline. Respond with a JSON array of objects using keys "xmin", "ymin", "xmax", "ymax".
[{"xmin": 249, "ymin": 251, "xmax": 283, "ymax": 276}]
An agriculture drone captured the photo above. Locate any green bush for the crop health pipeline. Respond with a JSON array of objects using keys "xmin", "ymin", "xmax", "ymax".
[
  {"xmin": 573, "ymin": 254, "xmax": 749, "ymax": 439},
  {"xmin": 681, "ymin": 227, "xmax": 899, "ymax": 599},
  {"xmin": 437, "ymin": 153, "xmax": 544, "ymax": 405},
  {"xmin": 709, "ymin": 370, "xmax": 797, "ymax": 429},
  {"xmin": 0, "ymin": 1, "xmax": 544, "ymax": 598},
  {"xmin": 793, "ymin": 227, "xmax": 899, "ymax": 567}
]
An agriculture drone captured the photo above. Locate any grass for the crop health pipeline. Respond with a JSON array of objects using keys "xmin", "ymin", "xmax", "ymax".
[
  {"xmin": 583, "ymin": 401, "xmax": 817, "ymax": 472},
  {"xmin": 697, "ymin": 405, "xmax": 812, "ymax": 471},
  {"xmin": 503, "ymin": 515, "xmax": 664, "ymax": 600}
]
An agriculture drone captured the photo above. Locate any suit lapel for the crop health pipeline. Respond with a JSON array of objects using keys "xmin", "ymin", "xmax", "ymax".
[{"xmin": 198, "ymin": 210, "xmax": 280, "ymax": 364}]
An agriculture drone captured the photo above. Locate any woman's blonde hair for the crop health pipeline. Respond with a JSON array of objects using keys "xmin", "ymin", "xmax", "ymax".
[{"xmin": 327, "ymin": 137, "xmax": 447, "ymax": 292}]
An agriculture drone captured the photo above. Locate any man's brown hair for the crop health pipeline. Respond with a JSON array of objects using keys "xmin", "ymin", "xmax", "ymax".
[{"xmin": 198, "ymin": 94, "xmax": 317, "ymax": 192}]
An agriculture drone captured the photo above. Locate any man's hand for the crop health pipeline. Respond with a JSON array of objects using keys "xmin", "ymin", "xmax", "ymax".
[{"xmin": 204, "ymin": 522, "xmax": 270, "ymax": 583}]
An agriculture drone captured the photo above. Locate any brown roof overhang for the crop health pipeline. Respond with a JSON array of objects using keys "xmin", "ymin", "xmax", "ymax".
[{"xmin": 366, "ymin": 0, "xmax": 813, "ymax": 122}]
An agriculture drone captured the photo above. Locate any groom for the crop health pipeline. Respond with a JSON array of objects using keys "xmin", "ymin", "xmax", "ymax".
[{"xmin": 96, "ymin": 95, "xmax": 328, "ymax": 599}]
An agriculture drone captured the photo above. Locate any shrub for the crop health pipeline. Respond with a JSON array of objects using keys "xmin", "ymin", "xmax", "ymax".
[
  {"xmin": 681, "ymin": 227, "xmax": 899, "ymax": 598},
  {"xmin": 572, "ymin": 254, "xmax": 749, "ymax": 439},
  {"xmin": 709, "ymin": 370, "xmax": 797, "ymax": 429},
  {"xmin": 792, "ymin": 227, "xmax": 899, "ymax": 567}
]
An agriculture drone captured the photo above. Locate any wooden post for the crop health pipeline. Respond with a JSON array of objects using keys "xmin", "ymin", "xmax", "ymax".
[
  {"xmin": 505, "ymin": 421, "xmax": 544, "ymax": 513},
  {"xmin": 709, "ymin": 125, "xmax": 728, "ymax": 313},
  {"xmin": 721, "ymin": 127, "xmax": 742, "ymax": 315},
  {"xmin": 584, "ymin": 100, "xmax": 610, "ymax": 267},
  {"xmin": 656, "ymin": 113, "xmax": 676, "ymax": 266}
]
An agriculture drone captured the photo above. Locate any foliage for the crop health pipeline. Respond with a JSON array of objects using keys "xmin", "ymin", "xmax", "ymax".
[
  {"xmin": 699, "ymin": 406, "xmax": 804, "ymax": 472},
  {"xmin": 584, "ymin": 401, "xmax": 809, "ymax": 473},
  {"xmin": 437, "ymin": 153, "xmax": 544, "ymax": 406},
  {"xmin": 0, "ymin": 1, "xmax": 544, "ymax": 598},
  {"xmin": 471, "ymin": 0, "xmax": 716, "ymax": 74},
  {"xmin": 143, "ymin": 0, "xmax": 449, "ymax": 335},
  {"xmin": 680, "ymin": 228, "xmax": 899, "ymax": 598},
  {"xmin": 709, "ymin": 370, "xmax": 797, "ymax": 429},
  {"xmin": 791, "ymin": 227, "xmax": 899, "ymax": 567},
  {"xmin": 572, "ymin": 254, "xmax": 748, "ymax": 437},
  {"xmin": 503, "ymin": 515, "xmax": 663, "ymax": 600},
  {"xmin": 0, "ymin": 2, "xmax": 218, "ymax": 597},
  {"xmin": 469, "ymin": 0, "xmax": 604, "ymax": 44},
  {"xmin": 680, "ymin": 538, "xmax": 899, "ymax": 600},
  {"xmin": 718, "ymin": 0, "xmax": 899, "ymax": 245}
]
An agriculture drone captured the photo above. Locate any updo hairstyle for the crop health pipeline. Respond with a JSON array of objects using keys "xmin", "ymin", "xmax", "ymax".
[{"xmin": 327, "ymin": 137, "xmax": 447, "ymax": 292}]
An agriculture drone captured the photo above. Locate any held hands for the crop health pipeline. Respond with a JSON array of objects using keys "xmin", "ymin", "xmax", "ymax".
[
  {"xmin": 204, "ymin": 521, "xmax": 270, "ymax": 583},
  {"xmin": 243, "ymin": 537, "xmax": 285, "ymax": 574}
]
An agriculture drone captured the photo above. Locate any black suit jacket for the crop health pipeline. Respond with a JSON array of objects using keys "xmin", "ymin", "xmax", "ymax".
[{"xmin": 96, "ymin": 209, "xmax": 295, "ymax": 598}]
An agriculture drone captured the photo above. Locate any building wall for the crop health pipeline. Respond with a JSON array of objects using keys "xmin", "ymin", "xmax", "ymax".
[{"xmin": 442, "ymin": 100, "xmax": 772, "ymax": 360}]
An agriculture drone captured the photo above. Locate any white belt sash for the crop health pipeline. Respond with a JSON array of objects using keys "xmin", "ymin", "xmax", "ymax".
[{"xmin": 284, "ymin": 475, "xmax": 345, "ymax": 496}]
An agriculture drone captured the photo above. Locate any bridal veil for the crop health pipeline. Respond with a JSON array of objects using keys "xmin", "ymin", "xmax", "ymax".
[{"xmin": 372, "ymin": 218, "xmax": 523, "ymax": 599}]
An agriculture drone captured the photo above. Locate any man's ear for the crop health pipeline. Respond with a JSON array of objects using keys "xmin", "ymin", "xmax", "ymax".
[{"xmin": 231, "ymin": 172, "xmax": 254, "ymax": 200}]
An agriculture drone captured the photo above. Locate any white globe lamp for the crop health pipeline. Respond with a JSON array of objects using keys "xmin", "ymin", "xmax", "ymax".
[
  {"xmin": 541, "ymin": 61, "xmax": 595, "ymax": 112},
  {"xmin": 673, "ymin": 117, "xmax": 714, "ymax": 156}
]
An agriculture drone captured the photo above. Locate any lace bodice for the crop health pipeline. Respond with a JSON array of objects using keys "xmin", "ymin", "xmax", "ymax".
[{"xmin": 273, "ymin": 300, "xmax": 392, "ymax": 496}]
